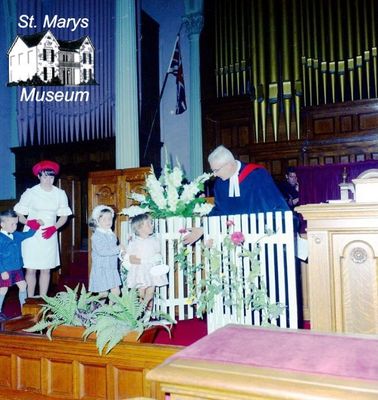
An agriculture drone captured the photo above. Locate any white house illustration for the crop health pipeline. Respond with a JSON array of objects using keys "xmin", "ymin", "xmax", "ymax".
[{"xmin": 8, "ymin": 30, "xmax": 95, "ymax": 85}]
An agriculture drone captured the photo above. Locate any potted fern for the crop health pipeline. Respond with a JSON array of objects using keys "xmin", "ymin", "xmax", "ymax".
[
  {"xmin": 24, "ymin": 285, "xmax": 174, "ymax": 354},
  {"xmin": 83, "ymin": 288, "xmax": 173, "ymax": 355},
  {"xmin": 24, "ymin": 284, "xmax": 103, "ymax": 339}
]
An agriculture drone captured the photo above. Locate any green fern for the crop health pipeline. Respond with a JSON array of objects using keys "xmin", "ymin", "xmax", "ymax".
[
  {"xmin": 83, "ymin": 288, "xmax": 174, "ymax": 355},
  {"xmin": 83, "ymin": 288, "xmax": 147, "ymax": 354},
  {"xmin": 24, "ymin": 285, "xmax": 173, "ymax": 354},
  {"xmin": 24, "ymin": 284, "xmax": 103, "ymax": 338}
]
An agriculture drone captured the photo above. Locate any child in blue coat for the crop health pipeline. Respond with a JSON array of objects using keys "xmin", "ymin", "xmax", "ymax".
[{"xmin": 0, "ymin": 210, "xmax": 40, "ymax": 318}]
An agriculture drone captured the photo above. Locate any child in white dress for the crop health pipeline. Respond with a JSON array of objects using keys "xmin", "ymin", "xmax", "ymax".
[
  {"xmin": 88, "ymin": 205, "xmax": 124, "ymax": 298},
  {"xmin": 123, "ymin": 213, "xmax": 168, "ymax": 317}
]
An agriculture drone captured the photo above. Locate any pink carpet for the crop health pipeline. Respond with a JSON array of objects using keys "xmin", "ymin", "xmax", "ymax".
[{"xmin": 171, "ymin": 324, "xmax": 378, "ymax": 381}]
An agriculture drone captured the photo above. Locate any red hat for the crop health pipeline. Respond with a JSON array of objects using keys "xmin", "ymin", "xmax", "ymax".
[{"xmin": 32, "ymin": 160, "xmax": 60, "ymax": 177}]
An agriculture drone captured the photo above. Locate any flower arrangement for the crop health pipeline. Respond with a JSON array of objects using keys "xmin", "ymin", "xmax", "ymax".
[
  {"xmin": 176, "ymin": 221, "xmax": 285, "ymax": 326},
  {"xmin": 121, "ymin": 160, "xmax": 214, "ymax": 218}
]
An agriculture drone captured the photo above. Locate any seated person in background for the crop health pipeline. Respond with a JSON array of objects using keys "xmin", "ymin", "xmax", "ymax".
[
  {"xmin": 279, "ymin": 167, "xmax": 301, "ymax": 234},
  {"xmin": 279, "ymin": 167, "xmax": 299, "ymax": 211},
  {"xmin": 184, "ymin": 145, "xmax": 288, "ymax": 244}
]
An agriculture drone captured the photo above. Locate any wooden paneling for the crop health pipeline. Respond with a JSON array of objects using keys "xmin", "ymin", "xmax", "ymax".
[
  {"xmin": 303, "ymin": 99, "xmax": 378, "ymax": 138},
  {"xmin": 313, "ymin": 118, "xmax": 334, "ymax": 135},
  {"xmin": 88, "ymin": 167, "xmax": 150, "ymax": 238},
  {"xmin": 297, "ymin": 203, "xmax": 378, "ymax": 334},
  {"xmin": 0, "ymin": 199, "xmax": 16, "ymax": 212},
  {"xmin": 0, "ymin": 355, "xmax": 11, "ymax": 387},
  {"xmin": 203, "ymin": 97, "xmax": 378, "ymax": 181},
  {"xmin": 0, "ymin": 330, "xmax": 179, "ymax": 400},
  {"xmin": 359, "ymin": 113, "xmax": 378, "ymax": 130}
]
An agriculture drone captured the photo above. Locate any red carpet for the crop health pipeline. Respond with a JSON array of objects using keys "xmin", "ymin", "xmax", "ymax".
[
  {"xmin": 2, "ymin": 286, "xmax": 22, "ymax": 319},
  {"xmin": 58, "ymin": 250, "xmax": 89, "ymax": 290},
  {"xmin": 154, "ymin": 317, "xmax": 208, "ymax": 346},
  {"xmin": 303, "ymin": 320, "xmax": 311, "ymax": 329}
]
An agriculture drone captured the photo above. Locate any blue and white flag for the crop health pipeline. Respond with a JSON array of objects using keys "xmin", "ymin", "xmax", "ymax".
[{"xmin": 168, "ymin": 35, "xmax": 187, "ymax": 114}]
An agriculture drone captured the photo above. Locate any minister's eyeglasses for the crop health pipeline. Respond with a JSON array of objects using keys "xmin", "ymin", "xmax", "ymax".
[{"xmin": 211, "ymin": 162, "xmax": 229, "ymax": 174}]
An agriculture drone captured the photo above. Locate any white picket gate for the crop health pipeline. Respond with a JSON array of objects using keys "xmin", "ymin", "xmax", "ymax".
[{"xmin": 121, "ymin": 211, "xmax": 298, "ymax": 333}]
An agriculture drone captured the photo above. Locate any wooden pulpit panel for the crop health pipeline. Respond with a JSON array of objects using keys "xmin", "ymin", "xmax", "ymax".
[
  {"xmin": 333, "ymin": 236, "xmax": 378, "ymax": 334},
  {"xmin": 297, "ymin": 202, "xmax": 378, "ymax": 334}
]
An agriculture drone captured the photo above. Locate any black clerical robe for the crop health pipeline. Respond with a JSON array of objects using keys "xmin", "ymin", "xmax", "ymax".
[{"xmin": 209, "ymin": 163, "xmax": 289, "ymax": 216}]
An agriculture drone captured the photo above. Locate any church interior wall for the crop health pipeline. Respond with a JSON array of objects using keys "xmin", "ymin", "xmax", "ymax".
[
  {"xmin": 0, "ymin": 3, "xmax": 15, "ymax": 200},
  {"xmin": 141, "ymin": 0, "xmax": 191, "ymax": 174}
]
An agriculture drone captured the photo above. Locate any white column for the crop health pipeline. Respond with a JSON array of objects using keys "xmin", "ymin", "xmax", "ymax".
[
  {"xmin": 183, "ymin": 0, "xmax": 204, "ymax": 179},
  {"xmin": 115, "ymin": 0, "xmax": 139, "ymax": 168}
]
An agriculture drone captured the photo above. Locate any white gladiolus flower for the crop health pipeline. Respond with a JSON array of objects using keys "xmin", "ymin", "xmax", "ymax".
[
  {"xmin": 170, "ymin": 166, "xmax": 183, "ymax": 187},
  {"xmin": 180, "ymin": 182, "xmax": 200, "ymax": 204},
  {"xmin": 193, "ymin": 203, "xmax": 214, "ymax": 216},
  {"xmin": 167, "ymin": 184, "xmax": 179, "ymax": 211},
  {"xmin": 195, "ymin": 172, "xmax": 213, "ymax": 184},
  {"xmin": 125, "ymin": 158, "xmax": 212, "ymax": 218},
  {"xmin": 146, "ymin": 174, "xmax": 167, "ymax": 209},
  {"xmin": 121, "ymin": 205, "xmax": 150, "ymax": 217}
]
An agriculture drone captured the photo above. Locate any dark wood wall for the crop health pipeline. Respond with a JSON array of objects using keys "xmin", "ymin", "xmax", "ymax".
[
  {"xmin": 202, "ymin": 97, "xmax": 378, "ymax": 180},
  {"xmin": 200, "ymin": 0, "xmax": 378, "ymax": 180}
]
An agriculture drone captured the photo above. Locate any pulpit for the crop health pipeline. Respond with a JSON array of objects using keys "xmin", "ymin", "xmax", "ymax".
[{"xmin": 297, "ymin": 202, "xmax": 378, "ymax": 334}]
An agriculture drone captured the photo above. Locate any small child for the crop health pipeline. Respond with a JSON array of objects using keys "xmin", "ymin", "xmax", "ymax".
[
  {"xmin": 122, "ymin": 213, "xmax": 168, "ymax": 319},
  {"xmin": 0, "ymin": 210, "xmax": 40, "ymax": 318},
  {"xmin": 88, "ymin": 205, "xmax": 123, "ymax": 298}
]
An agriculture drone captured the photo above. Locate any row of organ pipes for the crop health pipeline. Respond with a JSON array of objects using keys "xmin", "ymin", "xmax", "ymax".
[{"xmin": 214, "ymin": 0, "xmax": 378, "ymax": 142}]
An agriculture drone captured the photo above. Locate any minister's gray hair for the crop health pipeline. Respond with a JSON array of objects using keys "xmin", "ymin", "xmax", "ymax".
[{"xmin": 208, "ymin": 145, "xmax": 235, "ymax": 165}]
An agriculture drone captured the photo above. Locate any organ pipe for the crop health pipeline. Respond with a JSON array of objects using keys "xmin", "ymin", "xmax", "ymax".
[{"xmin": 212, "ymin": 0, "xmax": 378, "ymax": 142}]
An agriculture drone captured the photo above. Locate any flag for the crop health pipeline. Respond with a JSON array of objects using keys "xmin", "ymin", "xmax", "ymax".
[{"xmin": 168, "ymin": 35, "xmax": 187, "ymax": 114}]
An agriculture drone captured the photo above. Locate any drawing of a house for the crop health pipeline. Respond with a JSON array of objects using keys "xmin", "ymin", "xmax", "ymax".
[{"xmin": 7, "ymin": 30, "xmax": 95, "ymax": 85}]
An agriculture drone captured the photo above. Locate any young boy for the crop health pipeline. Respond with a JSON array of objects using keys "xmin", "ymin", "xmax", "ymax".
[{"xmin": 0, "ymin": 210, "xmax": 41, "ymax": 319}]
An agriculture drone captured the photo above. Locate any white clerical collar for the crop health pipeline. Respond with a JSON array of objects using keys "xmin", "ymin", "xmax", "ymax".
[
  {"xmin": 1, "ymin": 229, "xmax": 13, "ymax": 239},
  {"xmin": 229, "ymin": 161, "xmax": 241, "ymax": 197}
]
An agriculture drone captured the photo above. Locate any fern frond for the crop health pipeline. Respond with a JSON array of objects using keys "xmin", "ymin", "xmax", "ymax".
[{"xmin": 23, "ymin": 319, "xmax": 51, "ymax": 333}]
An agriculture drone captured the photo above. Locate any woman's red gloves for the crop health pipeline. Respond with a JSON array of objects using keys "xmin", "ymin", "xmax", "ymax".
[
  {"xmin": 26, "ymin": 219, "xmax": 41, "ymax": 230},
  {"xmin": 42, "ymin": 226, "xmax": 57, "ymax": 239}
]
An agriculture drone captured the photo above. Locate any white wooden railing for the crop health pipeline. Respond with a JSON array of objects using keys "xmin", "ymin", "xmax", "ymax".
[{"xmin": 121, "ymin": 211, "xmax": 298, "ymax": 333}]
